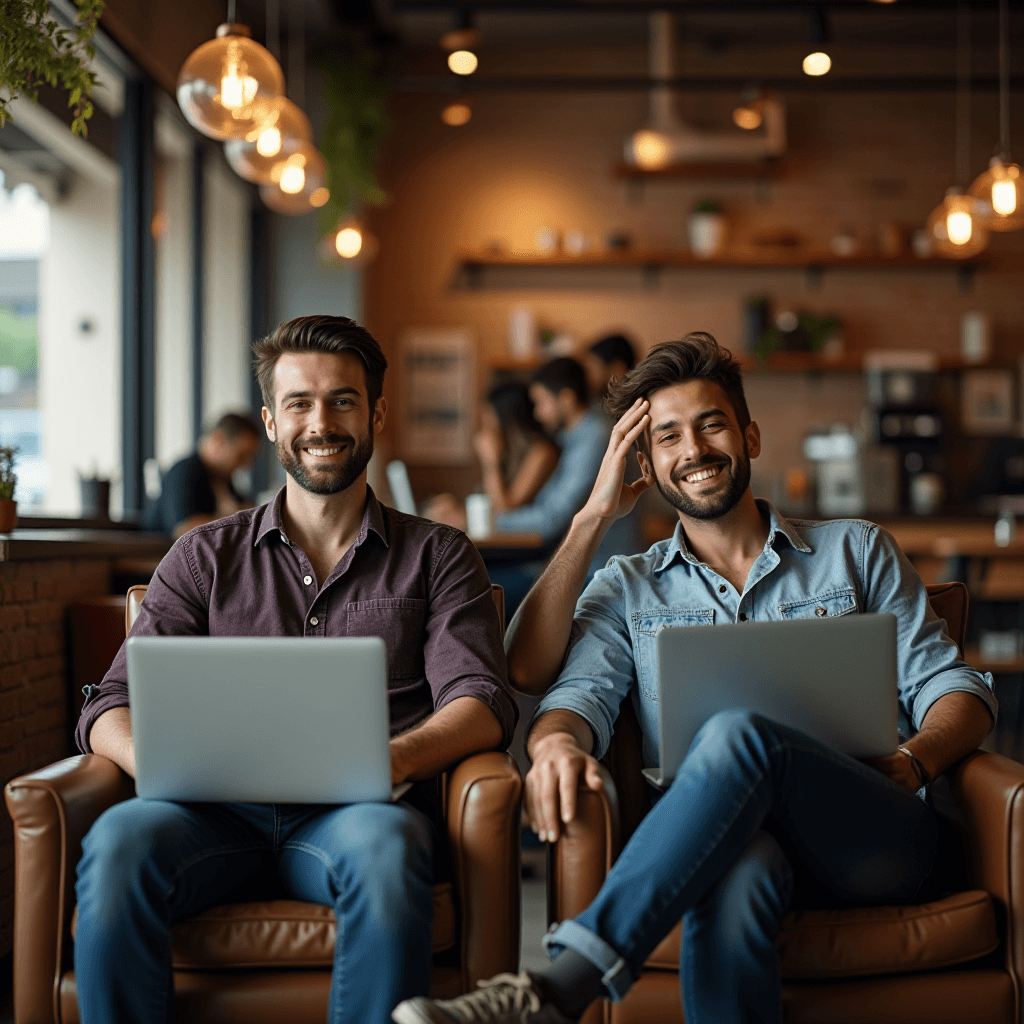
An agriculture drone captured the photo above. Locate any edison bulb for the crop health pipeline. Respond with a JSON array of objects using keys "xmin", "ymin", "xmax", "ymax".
[
  {"xmin": 968, "ymin": 157, "xmax": 1024, "ymax": 231},
  {"xmin": 926, "ymin": 189, "xmax": 989, "ymax": 258},
  {"xmin": 448, "ymin": 50, "xmax": 478, "ymax": 75},
  {"xmin": 177, "ymin": 25, "xmax": 283, "ymax": 141},
  {"xmin": 335, "ymin": 227, "xmax": 363, "ymax": 258},
  {"xmin": 225, "ymin": 97, "xmax": 312, "ymax": 185},
  {"xmin": 256, "ymin": 126, "xmax": 282, "ymax": 157},
  {"xmin": 631, "ymin": 130, "xmax": 672, "ymax": 170},
  {"xmin": 259, "ymin": 144, "xmax": 327, "ymax": 215},
  {"xmin": 802, "ymin": 52, "xmax": 831, "ymax": 76}
]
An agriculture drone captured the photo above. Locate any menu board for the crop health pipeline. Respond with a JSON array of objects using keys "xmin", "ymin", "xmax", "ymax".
[{"xmin": 400, "ymin": 329, "xmax": 475, "ymax": 464}]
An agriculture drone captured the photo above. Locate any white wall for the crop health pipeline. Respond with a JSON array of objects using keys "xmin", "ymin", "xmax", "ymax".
[
  {"xmin": 202, "ymin": 158, "xmax": 251, "ymax": 427},
  {"xmin": 153, "ymin": 100, "xmax": 195, "ymax": 468}
]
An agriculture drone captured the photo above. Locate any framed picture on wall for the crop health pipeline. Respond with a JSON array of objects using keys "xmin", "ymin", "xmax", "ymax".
[
  {"xmin": 399, "ymin": 329, "xmax": 476, "ymax": 464},
  {"xmin": 961, "ymin": 369, "xmax": 1016, "ymax": 435}
]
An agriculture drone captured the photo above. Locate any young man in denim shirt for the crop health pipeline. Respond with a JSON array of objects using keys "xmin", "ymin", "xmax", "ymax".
[{"xmin": 394, "ymin": 333, "xmax": 996, "ymax": 1024}]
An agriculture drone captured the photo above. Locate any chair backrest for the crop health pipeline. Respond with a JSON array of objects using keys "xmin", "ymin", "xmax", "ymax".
[
  {"xmin": 126, "ymin": 582, "xmax": 507, "ymax": 635},
  {"xmin": 605, "ymin": 581, "xmax": 971, "ymax": 844}
]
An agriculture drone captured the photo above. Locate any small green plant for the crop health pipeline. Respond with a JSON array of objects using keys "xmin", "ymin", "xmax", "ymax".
[
  {"xmin": 693, "ymin": 199, "xmax": 722, "ymax": 215},
  {"xmin": 0, "ymin": 446, "xmax": 18, "ymax": 501},
  {"xmin": 0, "ymin": 0, "xmax": 105, "ymax": 137}
]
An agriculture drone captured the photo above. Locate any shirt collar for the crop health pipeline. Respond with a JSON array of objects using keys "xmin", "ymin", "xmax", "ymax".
[
  {"xmin": 652, "ymin": 497, "xmax": 810, "ymax": 573},
  {"xmin": 254, "ymin": 485, "xmax": 389, "ymax": 549}
]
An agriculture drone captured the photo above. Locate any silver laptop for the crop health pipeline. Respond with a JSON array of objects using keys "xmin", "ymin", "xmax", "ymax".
[
  {"xmin": 127, "ymin": 636, "xmax": 410, "ymax": 804},
  {"xmin": 642, "ymin": 614, "xmax": 898, "ymax": 789}
]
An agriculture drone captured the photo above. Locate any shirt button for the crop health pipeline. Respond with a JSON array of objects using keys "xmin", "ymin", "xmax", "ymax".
[
  {"xmin": 738, "ymin": 612, "xmax": 748, "ymax": 622},
  {"xmin": 718, "ymin": 584, "xmax": 727, "ymax": 594},
  {"xmin": 815, "ymin": 607, "xmax": 827, "ymax": 617},
  {"xmin": 309, "ymin": 616, "xmax": 319, "ymax": 626},
  {"xmin": 303, "ymin": 575, "xmax": 313, "ymax": 585}
]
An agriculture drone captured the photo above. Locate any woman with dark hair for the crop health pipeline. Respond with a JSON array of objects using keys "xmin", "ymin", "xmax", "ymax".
[{"xmin": 476, "ymin": 381, "xmax": 559, "ymax": 513}]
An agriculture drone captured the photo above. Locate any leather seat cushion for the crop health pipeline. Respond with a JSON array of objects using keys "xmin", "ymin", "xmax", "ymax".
[
  {"xmin": 645, "ymin": 890, "xmax": 999, "ymax": 979},
  {"xmin": 71, "ymin": 883, "xmax": 456, "ymax": 969}
]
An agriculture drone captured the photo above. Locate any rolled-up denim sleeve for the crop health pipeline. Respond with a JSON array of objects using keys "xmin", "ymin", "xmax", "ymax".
[
  {"xmin": 529, "ymin": 563, "xmax": 636, "ymax": 760},
  {"xmin": 863, "ymin": 526, "xmax": 997, "ymax": 733}
]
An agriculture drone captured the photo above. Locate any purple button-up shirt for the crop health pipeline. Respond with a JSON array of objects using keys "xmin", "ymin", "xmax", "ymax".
[{"xmin": 77, "ymin": 487, "xmax": 517, "ymax": 756}]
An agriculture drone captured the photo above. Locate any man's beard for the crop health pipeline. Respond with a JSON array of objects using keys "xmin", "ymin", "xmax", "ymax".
[
  {"xmin": 275, "ymin": 429, "xmax": 374, "ymax": 496},
  {"xmin": 656, "ymin": 444, "xmax": 751, "ymax": 521}
]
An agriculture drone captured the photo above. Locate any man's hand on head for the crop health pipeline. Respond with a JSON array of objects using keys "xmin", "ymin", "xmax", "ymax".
[
  {"xmin": 526, "ymin": 731, "xmax": 605, "ymax": 843},
  {"xmin": 581, "ymin": 398, "xmax": 653, "ymax": 525}
]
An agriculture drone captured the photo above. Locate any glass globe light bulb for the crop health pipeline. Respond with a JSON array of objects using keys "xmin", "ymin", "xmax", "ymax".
[
  {"xmin": 803, "ymin": 52, "xmax": 831, "ymax": 76},
  {"xmin": 926, "ymin": 189, "xmax": 990, "ymax": 258},
  {"xmin": 177, "ymin": 24, "xmax": 284, "ymax": 141},
  {"xmin": 259, "ymin": 144, "xmax": 328, "ymax": 216},
  {"xmin": 631, "ymin": 130, "xmax": 672, "ymax": 170},
  {"xmin": 335, "ymin": 227, "xmax": 363, "ymax": 259},
  {"xmin": 225, "ymin": 97, "xmax": 313, "ymax": 185},
  {"xmin": 968, "ymin": 157, "xmax": 1024, "ymax": 231},
  {"xmin": 448, "ymin": 50, "xmax": 478, "ymax": 75}
]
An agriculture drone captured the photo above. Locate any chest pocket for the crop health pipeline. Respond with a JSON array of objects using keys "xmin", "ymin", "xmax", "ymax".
[
  {"xmin": 631, "ymin": 608, "xmax": 715, "ymax": 700},
  {"xmin": 777, "ymin": 588, "xmax": 858, "ymax": 620},
  {"xmin": 346, "ymin": 598, "xmax": 427, "ymax": 681}
]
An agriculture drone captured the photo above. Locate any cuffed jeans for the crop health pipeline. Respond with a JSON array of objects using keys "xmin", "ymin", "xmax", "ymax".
[
  {"xmin": 74, "ymin": 798, "xmax": 435, "ymax": 1024},
  {"xmin": 544, "ymin": 709, "xmax": 938, "ymax": 1024}
]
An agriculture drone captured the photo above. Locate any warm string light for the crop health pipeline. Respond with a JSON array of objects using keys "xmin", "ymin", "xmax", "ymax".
[
  {"xmin": 802, "ymin": 52, "xmax": 831, "ymax": 76},
  {"xmin": 448, "ymin": 50, "xmax": 478, "ymax": 75},
  {"xmin": 631, "ymin": 129, "xmax": 671, "ymax": 169},
  {"xmin": 732, "ymin": 105, "xmax": 762, "ymax": 130},
  {"xmin": 441, "ymin": 100, "xmax": 472, "ymax": 126},
  {"xmin": 335, "ymin": 227, "xmax": 363, "ymax": 258}
]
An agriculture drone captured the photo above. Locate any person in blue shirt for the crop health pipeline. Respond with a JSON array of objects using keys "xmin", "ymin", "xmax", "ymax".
[{"xmin": 393, "ymin": 333, "xmax": 998, "ymax": 1024}]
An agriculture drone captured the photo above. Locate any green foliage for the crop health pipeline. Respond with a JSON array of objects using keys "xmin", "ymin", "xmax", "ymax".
[
  {"xmin": 315, "ymin": 48, "xmax": 389, "ymax": 235},
  {"xmin": 693, "ymin": 199, "xmax": 722, "ymax": 214},
  {"xmin": 0, "ymin": 0, "xmax": 105, "ymax": 137},
  {"xmin": 0, "ymin": 305, "xmax": 39, "ymax": 375},
  {"xmin": 0, "ymin": 446, "xmax": 17, "ymax": 500}
]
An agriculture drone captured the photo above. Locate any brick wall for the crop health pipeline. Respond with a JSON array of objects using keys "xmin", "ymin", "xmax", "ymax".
[{"xmin": 0, "ymin": 558, "xmax": 113, "ymax": 960}]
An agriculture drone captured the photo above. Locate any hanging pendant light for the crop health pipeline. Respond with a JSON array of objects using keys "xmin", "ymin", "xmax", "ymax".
[
  {"xmin": 968, "ymin": 0, "xmax": 1024, "ymax": 231},
  {"xmin": 926, "ymin": 2, "xmax": 989, "ymax": 258},
  {"xmin": 225, "ymin": 97, "xmax": 312, "ymax": 184},
  {"xmin": 177, "ymin": 1, "xmax": 284, "ymax": 142},
  {"xmin": 259, "ymin": 143, "xmax": 329, "ymax": 214},
  {"xmin": 318, "ymin": 216, "xmax": 378, "ymax": 266}
]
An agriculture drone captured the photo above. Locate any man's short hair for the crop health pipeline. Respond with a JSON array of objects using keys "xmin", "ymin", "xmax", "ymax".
[
  {"xmin": 211, "ymin": 412, "xmax": 262, "ymax": 442},
  {"xmin": 606, "ymin": 332, "xmax": 751, "ymax": 454},
  {"xmin": 589, "ymin": 333, "xmax": 636, "ymax": 371},
  {"xmin": 532, "ymin": 357, "xmax": 588, "ymax": 407},
  {"xmin": 252, "ymin": 315, "xmax": 388, "ymax": 411}
]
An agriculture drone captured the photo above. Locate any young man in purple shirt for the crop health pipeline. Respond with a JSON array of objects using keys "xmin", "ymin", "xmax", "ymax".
[{"xmin": 74, "ymin": 315, "xmax": 518, "ymax": 1024}]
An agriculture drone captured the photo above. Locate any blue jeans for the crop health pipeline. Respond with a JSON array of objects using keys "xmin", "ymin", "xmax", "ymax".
[
  {"xmin": 74, "ymin": 798, "xmax": 435, "ymax": 1024},
  {"xmin": 545, "ymin": 709, "xmax": 938, "ymax": 1024}
]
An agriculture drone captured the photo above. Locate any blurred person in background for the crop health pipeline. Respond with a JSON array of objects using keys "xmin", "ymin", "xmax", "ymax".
[
  {"xmin": 429, "ymin": 381, "xmax": 559, "ymax": 525},
  {"xmin": 143, "ymin": 412, "xmax": 262, "ymax": 537},
  {"xmin": 582, "ymin": 333, "xmax": 636, "ymax": 401}
]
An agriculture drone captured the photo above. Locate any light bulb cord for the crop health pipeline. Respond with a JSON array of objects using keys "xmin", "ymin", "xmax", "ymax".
[
  {"xmin": 955, "ymin": 0, "xmax": 971, "ymax": 187},
  {"xmin": 288, "ymin": 0, "xmax": 305, "ymax": 109},
  {"xmin": 267, "ymin": 0, "xmax": 280, "ymax": 60},
  {"xmin": 998, "ymin": 0, "xmax": 1010, "ymax": 158},
  {"xmin": 227, "ymin": 0, "xmax": 237, "ymax": 25}
]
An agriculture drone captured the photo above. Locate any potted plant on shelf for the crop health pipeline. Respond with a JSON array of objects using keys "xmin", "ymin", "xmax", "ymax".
[
  {"xmin": 689, "ymin": 200, "xmax": 726, "ymax": 259},
  {"xmin": 0, "ymin": 447, "xmax": 18, "ymax": 533}
]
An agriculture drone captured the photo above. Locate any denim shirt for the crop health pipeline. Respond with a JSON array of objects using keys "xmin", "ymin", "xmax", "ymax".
[{"xmin": 533, "ymin": 500, "xmax": 997, "ymax": 769}]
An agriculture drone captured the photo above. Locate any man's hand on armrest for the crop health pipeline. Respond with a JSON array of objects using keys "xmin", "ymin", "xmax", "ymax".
[
  {"xmin": 866, "ymin": 691, "xmax": 994, "ymax": 794},
  {"xmin": 389, "ymin": 695, "xmax": 504, "ymax": 785},
  {"xmin": 525, "ymin": 709, "xmax": 603, "ymax": 843},
  {"xmin": 88, "ymin": 706, "xmax": 136, "ymax": 778},
  {"xmin": 506, "ymin": 399, "xmax": 652, "ymax": 696}
]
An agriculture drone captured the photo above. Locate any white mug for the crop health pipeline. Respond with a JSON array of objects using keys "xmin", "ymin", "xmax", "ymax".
[{"xmin": 465, "ymin": 493, "xmax": 494, "ymax": 539}]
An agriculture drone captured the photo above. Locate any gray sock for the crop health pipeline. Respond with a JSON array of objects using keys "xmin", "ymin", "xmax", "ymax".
[{"xmin": 537, "ymin": 948, "xmax": 607, "ymax": 1019}]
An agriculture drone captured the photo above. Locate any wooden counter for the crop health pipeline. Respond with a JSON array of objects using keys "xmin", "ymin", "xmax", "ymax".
[{"xmin": 0, "ymin": 528, "xmax": 171, "ymax": 563}]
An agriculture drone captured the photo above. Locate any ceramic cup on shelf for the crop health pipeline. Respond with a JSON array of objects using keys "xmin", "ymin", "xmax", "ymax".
[{"xmin": 465, "ymin": 493, "xmax": 494, "ymax": 539}]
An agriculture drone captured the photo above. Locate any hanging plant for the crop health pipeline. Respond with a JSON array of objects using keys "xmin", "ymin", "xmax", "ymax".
[
  {"xmin": 314, "ymin": 47, "xmax": 389, "ymax": 236},
  {"xmin": 0, "ymin": 0, "xmax": 105, "ymax": 137}
]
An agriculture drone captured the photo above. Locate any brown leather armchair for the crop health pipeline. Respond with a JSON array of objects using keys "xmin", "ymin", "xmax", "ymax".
[
  {"xmin": 5, "ymin": 584, "xmax": 522, "ymax": 1024},
  {"xmin": 548, "ymin": 582, "xmax": 1024, "ymax": 1024}
]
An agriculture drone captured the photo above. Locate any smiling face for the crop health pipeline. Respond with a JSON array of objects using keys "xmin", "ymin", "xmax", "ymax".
[
  {"xmin": 262, "ymin": 351, "xmax": 385, "ymax": 496},
  {"xmin": 643, "ymin": 379, "xmax": 760, "ymax": 521}
]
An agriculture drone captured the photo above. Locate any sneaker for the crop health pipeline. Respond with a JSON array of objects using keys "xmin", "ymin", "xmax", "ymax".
[{"xmin": 391, "ymin": 972, "xmax": 574, "ymax": 1024}]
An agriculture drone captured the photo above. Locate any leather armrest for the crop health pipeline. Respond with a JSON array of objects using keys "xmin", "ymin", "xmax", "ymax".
[
  {"xmin": 548, "ymin": 765, "xmax": 620, "ymax": 924},
  {"xmin": 950, "ymin": 750, "xmax": 1024, "ymax": 992},
  {"xmin": 446, "ymin": 751, "xmax": 522, "ymax": 990},
  {"xmin": 4, "ymin": 755, "xmax": 134, "ymax": 1024}
]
